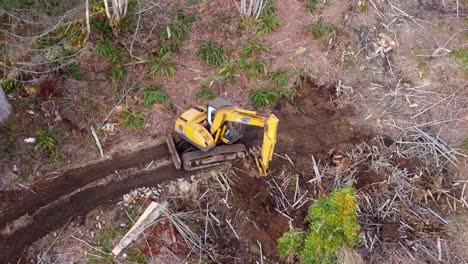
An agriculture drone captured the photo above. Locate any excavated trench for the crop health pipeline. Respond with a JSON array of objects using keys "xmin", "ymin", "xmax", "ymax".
[{"xmin": 0, "ymin": 78, "xmax": 370, "ymax": 263}]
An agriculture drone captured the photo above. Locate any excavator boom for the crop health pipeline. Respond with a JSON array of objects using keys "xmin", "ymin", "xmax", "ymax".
[{"xmin": 210, "ymin": 108, "xmax": 278, "ymax": 176}]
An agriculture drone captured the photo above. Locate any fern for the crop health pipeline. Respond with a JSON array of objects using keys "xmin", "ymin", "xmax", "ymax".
[
  {"xmin": 120, "ymin": 108, "xmax": 144, "ymax": 129},
  {"xmin": 250, "ymin": 88, "xmax": 279, "ymax": 107},
  {"xmin": 257, "ymin": 2, "xmax": 280, "ymax": 35},
  {"xmin": 96, "ymin": 39, "xmax": 119, "ymax": 61},
  {"xmin": 34, "ymin": 129, "xmax": 57, "ymax": 152},
  {"xmin": 218, "ymin": 60, "xmax": 238, "ymax": 81},
  {"xmin": 308, "ymin": 20, "xmax": 326, "ymax": 38},
  {"xmin": 197, "ymin": 87, "xmax": 216, "ymax": 100},
  {"xmin": 240, "ymin": 59, "xmax": 266, "ymax": 78},
  {"xmin": 163, "ymin": 10, "xmax": 199, "ymax": 51},
  {"xmin": 2, "ymin": 79, "xmax": 20, "ymax": 94},
  {"xmin": 268, "ymin": 69, "xmax": 290, "ymax": 87},
  {"xmin": 198, "ymin": 41, "xmax": 225, "ymax": 66},
  {"xmin": 68, "ymin": 63, "xmax": 85, "ymax": 81},
  {"xmin": 110, "ymin": 65, "xmax": 126, "ymax": 83},
  {"xmin": 143, "ymin": 85, "xmax": 168, "ymax": 106},
  {"xmin": 148, "ymin": 52, "xmax": 177, "ymax": 78},
  {"xmin": 241, "ymin": 39, "xmax": 268, "ymax": 58}
]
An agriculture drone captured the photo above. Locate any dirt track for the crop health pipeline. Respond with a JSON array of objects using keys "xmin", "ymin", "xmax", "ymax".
[
  {"xmin": 0, "ymin": 79, "xmax": 370, "ymax": 263},
  {"xmin": 0, "ymin": 164, "xmax": 188, "ymax": 263},
  {"xmin": 0, "ymin": 138, "xmax": 168, "ymax": 229}
]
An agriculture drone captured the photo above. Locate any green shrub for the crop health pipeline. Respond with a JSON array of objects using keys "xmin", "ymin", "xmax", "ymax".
[
  {"xmin": 462, "ymin": 138, "xmax": 468, "ymax": 150},
  {"xmin": 68, "ymin": 63, "xmax": 85, "ymax": 80},
  {"xmin": 163, "ymin": 10, "xmax": 199, "ymax": 51},
  {"xmin": 268, "ymin": 69, "xmax": 290, "ymax": 87},
  {"xmin": 257, "ymin": 2, "xmax": 280, "ymax": 35},
  {"xmin": 307, "ymin": 20, "xmax": 326, "ymax": 38},
  {"xmin": 240, "ymin": 59, "xmax": 267, "ymax": 78},
  {"xmin": 35, "ymin": 129, "xmax": 57, "ymax": 152},
  {"xmin": 143, "ymin": 85, "xmax": 168, "ymax": 106},
  {"xmin": 127, "ymin": 249, "xmax": 147, "ymax": 264},
  {"xmin": 2, "ymin": 79, "xmax": 20, "ymax": 94},
  {"xmin": 250, "ymin": 88, "xmax": 279, "ymax": 107},
  {"xmin": 241, "ymin": 39, "xmax": 268, "ymax": 58},
  {"xmin": 120, "ymin": 108, "xmax": 144, "ymax": 129},
  {"xmin": 277, "ymin": 187, "xmax": 361, "ymax": 264},
  {"xmin": 110, "ymin": 65, "xmax": 126, "ymax": 83},
  {"xmin": 91, "ymin": 18, "xmax": 113, "ymax": 38},
  {"xmin": 198, "ymin": 41, "xmax": 225, "ymax": 66},
  {"xmin": 97, "ymin": 229, "xmax": 121, "ymax": 254},
  {"xmin": 306, "ymin": 0, "xmax": 319, "ymax": 12},
  {"xmin": 148, "ymin": 52, "xmax": 177, "ymax": 78},
  {"xmin": 329, "ymin": 24, "xmax": 340, "ymax": 39},
  {"xmin": 278, "ymin": 229, "xmax": 305, "ymax": 257},
  {"xmin": 219, "ymin": 60, "xmax": 238, "ymax": 81},
  {"xmin": 197, "ymin": 87, "xmax": 216, "ymax": 100},
  {"xmin": 450, "ymin": 48, "xmax": 468, "ymax": 67},
  {"xmin": 96, "ymin": 39, "xmax": 119, "ymax": 61},
  {"xmin": 281, "ymin": 86, "xmax": 299, "ymax": 103}
]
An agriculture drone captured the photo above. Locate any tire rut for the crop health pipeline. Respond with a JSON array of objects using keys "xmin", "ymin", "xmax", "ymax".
[
  {"xmin": 0, "ymin": 140, "xmax": 168, "ymax": 229},
  {"xmin": 0, "ymin": 164, "xmax": 188, "ymax": 264}
]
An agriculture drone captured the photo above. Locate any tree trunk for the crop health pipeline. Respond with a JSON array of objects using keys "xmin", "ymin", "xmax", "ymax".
[{"xmin": 0, "ymin": 87, "xmax": 12, "ymax": 124}]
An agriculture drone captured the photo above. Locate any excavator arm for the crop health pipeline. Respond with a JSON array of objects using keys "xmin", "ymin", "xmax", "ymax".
[{"xmin": 210, "ymin": 108, "xmax": 279, "ymax": 176}]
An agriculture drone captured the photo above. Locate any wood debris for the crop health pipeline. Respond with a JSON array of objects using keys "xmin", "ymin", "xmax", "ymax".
[
  {"xmin": 369, "ymin": 33, "xmax": 397, "ymax": 58},
  {"xmin": 112, "ymin": 201, "xmax": 168, "ymax": 256}
]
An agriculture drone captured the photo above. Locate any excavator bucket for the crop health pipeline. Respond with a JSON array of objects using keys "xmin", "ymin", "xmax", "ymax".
[{"xmin": 166, "ymin": 134, "xmax": 181, "ymax": 169}]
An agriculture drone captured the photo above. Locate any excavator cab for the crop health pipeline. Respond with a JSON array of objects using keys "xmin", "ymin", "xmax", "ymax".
[
  {"xmin": 206, "ymin": 98, "xmax": 244, "ymax": 144},
  {"xmin": 167, "ymin": 97, "xmax": 278, "ymax": 176}
]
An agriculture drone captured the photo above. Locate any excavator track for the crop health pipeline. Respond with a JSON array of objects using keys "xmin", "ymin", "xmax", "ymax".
[{"xmin": 181, "ymin": 144, "xmax": 247, "ymax": 171}]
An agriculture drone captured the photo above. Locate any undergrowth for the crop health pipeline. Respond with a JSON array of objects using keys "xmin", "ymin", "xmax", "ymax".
[
  {"xmin": 96, "ymin": 38, "xmax": 119, "ymax": 62},
  {"xmin": 250, "ymin": 88, "xmax": 279, "ymax": 107},
  {"xmin": 89, "ymin": 229, "xmax": 121, "ymax": 263},
  {"xmin": 148, "ymin": 50, "xmax": 177, "ymax": 78},
  {"xmin": 278, "ymin": 187, "xmax": 360, "ymax": 263},
  {"xmin": 450, "ymin": 48, "xmax": 468, "ymax": 67},
  {"xmin": 163, "ymin": 10, "xmax": 200, "ymax": 51},
  {"xmin": 68, "ymin": 63, "xmax": 85, "ymax": 81},
  {"xmin": 2, "ymin": 79, "xmax": 20, "ymax": 94},
  {"xmin": 197, "ymin": 86, "xmax": 216, "ymax": 100},
  {"xmin": 110, "ymin": 65, "xmax": 127, "ymax": 83},
  {"xmin": 143, "ymin": 85, "xmax": 168, "ymax": 106},
  {"xmin": 240, "ymin": 59, "xmax": 267, "ymax": 78},
  {"xmin": 241, "ymin": 39, "xmax": 268, "ymax": 58},
  {"xmin": 34, "ymin": 129, "xmax": 57, "ymax": 152},
  {"xmin": 120, "ymin": 108, "xmax": 144, "ymax": 128},
  {"xmin": 268, "ymin": 69, "xmax": 290, "ymax": 87},
  {"xmin": 257, "ymin": 2, "xmax": 280, "ymax": 35},
  {"xmin": 218, "ymin": 60, "xmax": 238, "ymax": 81},
  {"xmin": 198, "ymin": 41, "xmax": 225, "ymax": 66}
]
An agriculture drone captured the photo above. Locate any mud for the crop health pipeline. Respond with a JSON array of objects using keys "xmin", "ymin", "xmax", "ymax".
[
  {"xmin": 0, "ymin": 165, "xmax": 188, "ymax": 263},
  {"xmin": 274, "ymin": 78, "xmax": 371, "ymax": 165},
  {"xmin": 0, "ymin": 139, "xmax": 168, "ymax": 229}
]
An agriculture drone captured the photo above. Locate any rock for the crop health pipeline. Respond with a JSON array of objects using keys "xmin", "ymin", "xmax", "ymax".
[
  {"xmin": 178, "ymin": 180, "xmax": 191, "ymax": 193},
  {"xmin": 249, "ymin": 245, "xmax": 260, "ymax": 255},
  {"xmin": 168, "ymin": 183, "xmax": 177, "ymax": 194}
]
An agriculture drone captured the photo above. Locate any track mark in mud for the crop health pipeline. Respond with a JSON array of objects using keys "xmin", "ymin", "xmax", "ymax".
[
  {"xmin": 0, "ymin": 139, "xmax": 168, "ymax": 229},
  {"xmin": 0, "ymin": 164, "xmax": 188, "ymax": 263}
]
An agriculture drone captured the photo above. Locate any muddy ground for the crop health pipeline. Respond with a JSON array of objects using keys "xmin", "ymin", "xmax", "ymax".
[{"xmin": 0, "ymin": 0, "xmax": 467, "ymax": 263}]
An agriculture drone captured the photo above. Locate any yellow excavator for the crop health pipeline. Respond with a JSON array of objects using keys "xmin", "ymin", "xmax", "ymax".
[{"xmin": 166, "ymin": 97, "xmax": 278, "ymax": 176}]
